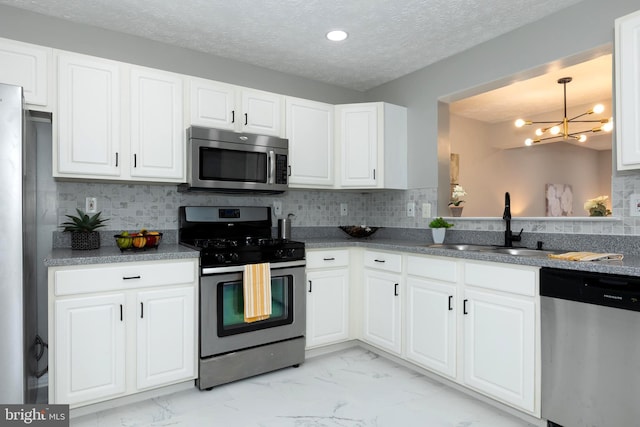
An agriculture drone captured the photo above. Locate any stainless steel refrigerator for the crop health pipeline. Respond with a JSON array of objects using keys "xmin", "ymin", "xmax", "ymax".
[{"xmin": 0, "ymin": 83, "xmax": 39, "ymax": 404}]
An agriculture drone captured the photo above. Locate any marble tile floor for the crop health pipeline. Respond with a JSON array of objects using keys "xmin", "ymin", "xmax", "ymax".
[{"xmin": 71, "ymin": 347, "xmax": 538, "ymax": 427}]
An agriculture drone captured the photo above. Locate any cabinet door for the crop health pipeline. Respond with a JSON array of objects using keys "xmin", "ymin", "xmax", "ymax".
[
  {"xmin": 241, "ymin": 89, "xmax": 283, "ymax": 136},
  {"xmin": 616, "ymin": 10, "xmax": 640, "ymax": 170},
  {"xmin": 405, "ymin": 277, "xmax": 457, "ymax": 378},
  {"xmin": 286, "ymin": 97, "xmax": 334, "ymax": 188},
  {"xmin": 0, "ymin": 38, "xmax": 50, "ymax": 106},
  {"xmin": 463, "ymin": 288, "xmax": 535, "ymax": 412},
  {"xmin": 362, "ymin": 269, "xmax": 401, "ymax": 354},
  {"xmin": 338, "ymin": 104, "xmax": 378, "ymax": 187},
  {"xmin": 306, "ymin": 269, "xmax": 349, "ymax": 348},
  {"xmin": 136, "ymin": 286, "xmax": 196, "ymax": 390},
  {"xmin": 57, "ymin": 53, "xmax": 121, "ymax": 177},
  {"xmin": 130, "ymin": 67, "xmax": 185, "ymax": 181},
  {"xmin": 189, "ymin": 78, "xmax": 236, "ymax": 130},
  {"xmin": 54, "ymin": 293, "xmax": 126, "ymax": 405}
]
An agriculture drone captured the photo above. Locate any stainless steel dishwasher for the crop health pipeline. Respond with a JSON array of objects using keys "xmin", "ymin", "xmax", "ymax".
[{"xmin": 540, "ymin": 267, "xmax": 640, "ymax": 427}]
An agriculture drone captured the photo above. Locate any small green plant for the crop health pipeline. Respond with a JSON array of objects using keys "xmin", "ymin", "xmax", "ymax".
[
  {"xmin": 61, "ymin": 209, "xmax": 108, "ymax": 232},
  {"xmin": 429, "ymin": 217, "xmax": 454, "ymax": 228}
]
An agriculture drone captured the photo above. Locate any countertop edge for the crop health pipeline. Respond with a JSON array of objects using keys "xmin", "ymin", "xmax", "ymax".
[
  {"xmin": 44, "ymin": 244, "xmax": 200, "ymax": 267},
  {"xmin": 305, "ymin": 239, "xmax": 640, "ymax": 275}
]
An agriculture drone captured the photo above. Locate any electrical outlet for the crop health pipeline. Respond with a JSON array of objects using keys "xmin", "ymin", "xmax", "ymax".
[
  {"xmin": 407, "ymin": 202, "xmax": 415, "ymax": 217},
  {"xmin": 631, "ymin": 194, "xmax": 640, "ymax": 217},
  {"xmin": 422, "ymin": 203, "xmax": 431, "ymax": 218},
  {"xmin": 340, "ymin": 203, "xmax": 348, "ymax": 216},
  {"xmin": 273, "ymin": 201, "xmax": 282, "ymax": 216},
  {"xmin": 86, "ymin": 197, "xmax": 97, "ymax": 213}
]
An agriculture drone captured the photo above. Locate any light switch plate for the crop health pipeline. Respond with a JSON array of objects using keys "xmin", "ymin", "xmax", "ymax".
[
  {"xmin": 630, "ymin": 194, "xmax": 640, "ymax": 217},
  {"xmin": 340, "ymin": 203, "xmax": 348, "ymax": 216},
  {"xmin": 422, "ymin": 203, "xmax": 431, "ymax": 218}
]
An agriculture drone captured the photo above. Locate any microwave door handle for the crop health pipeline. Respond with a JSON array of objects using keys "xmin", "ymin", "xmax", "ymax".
[{"xmin": 268, "ymin": 150, "xmax": 275, "ymax": 184}]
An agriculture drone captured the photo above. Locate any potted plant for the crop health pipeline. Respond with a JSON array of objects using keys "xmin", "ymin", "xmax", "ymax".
[
  {"xmin": 61, "ymin": 209, "xmax": 109, "ymax": 250},
  {"xmin": 429, "ymin": 217, "xmax": 454, "ymax": 244},
  {"xmin": 584, "ymin": 195, "xmax": 612, "ymax": 217},
  {"xmin": 448, "ymin": 185, "xmax": 467, "ymax": 216}
]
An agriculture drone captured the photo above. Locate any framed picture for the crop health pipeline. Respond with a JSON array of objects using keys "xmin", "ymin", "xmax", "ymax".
[{"xmin": 546, "ymin": 184, "xmax": 573, "ymax": 216}]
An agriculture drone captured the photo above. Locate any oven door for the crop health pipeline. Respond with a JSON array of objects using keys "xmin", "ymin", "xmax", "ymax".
[{"xmin": 200, "ymin": 261, "xmax": 306, "ymax": 358}]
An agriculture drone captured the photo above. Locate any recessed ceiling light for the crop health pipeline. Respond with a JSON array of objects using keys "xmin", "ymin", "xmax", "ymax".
[{"xmin": 326, "ymin": 30, "xmax": 348, "ymax": 42}]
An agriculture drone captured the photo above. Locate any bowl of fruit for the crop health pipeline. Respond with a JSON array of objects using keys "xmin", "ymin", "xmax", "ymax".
[{"xmin": 115, "ymin": 229, "xmax": 163, "ymax": 251}]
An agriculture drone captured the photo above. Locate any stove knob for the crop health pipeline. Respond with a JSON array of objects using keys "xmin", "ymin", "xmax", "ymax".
[
  {"xmin": 214, "ymin": 253, "xmax": 226, "ymax": 263},
  {"xmin": 230, "ymin": 253, "xmax": 239, "ymax": 262},
  {"xmin": 286, "ymin": 249, "xmax": 297, "ymax": 258},
  {"xmin": 275, "ymin": 249, "xmax": 285, "ymax": 259}
]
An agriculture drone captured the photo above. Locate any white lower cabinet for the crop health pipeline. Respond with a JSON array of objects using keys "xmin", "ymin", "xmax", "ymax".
[
  {"xmin": 49, "ymin": 258, "xmax": 198, "ymax": 408},
  {"xmin": 405, "ymin": 255, "xmax": 457, "ymax": 379},
  {"xmin": 54, "ymin": 293, "xmax": 127, "ymax": 405},
  {"xmin": 462, "ymin": 261, "xmax": 538, "ymax": 414},
  {"xmin": 362, "ymin": 251, "xmax": 402, "ymax": 355},
  {"xmin": 305, "ymin": 249, "xmax": 350, "ymax": 348},
  {"xmin": 404, "ymin": 254, "xmax": 539, "ymax": 416}
]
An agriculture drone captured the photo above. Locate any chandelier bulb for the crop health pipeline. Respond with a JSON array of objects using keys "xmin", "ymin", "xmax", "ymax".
[
  {"xmin": 535, "ymin": 128, "xmax": 543, "ymax": 136},
  {"xmin": 515, "ymin": 119, "xmax": 525, "ymax": 127},
  {"xmin": 578, "ymin": 135, "xmax": 587, "ymax": 143},
  {"xmin": 592, "ymin": 104, "xmax": 605, "ymax": 114},
  {"xmin": 603, "ymin": 121, "xmax": 614, "ymax": 132},
  {"xmin": 550, "ymin": 126, "xmax": 560, "ymax": 135},
  {"xmin": 525, "ymin": 138, "xmax": 533, "ymax": 146}
]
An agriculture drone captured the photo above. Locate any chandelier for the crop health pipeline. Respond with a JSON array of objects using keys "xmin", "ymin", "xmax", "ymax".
[{"xmin": 514, "ymin": 77, "xmax": 613, "ymax": 146}]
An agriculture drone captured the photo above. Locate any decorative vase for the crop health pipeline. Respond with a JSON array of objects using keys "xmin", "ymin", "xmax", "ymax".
[
  {"xmin": 450, "ymin": 206, "xmax": 464, "ymax": 217},
  {"xmin": 431, "ymin": 228, "xmax": 446, "ymax": 244},
  {"xmin": 71, "ymin": 231, "xmax": 101, "ymax": 250}
]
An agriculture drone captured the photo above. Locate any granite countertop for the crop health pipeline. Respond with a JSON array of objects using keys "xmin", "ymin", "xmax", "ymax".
[
  {"xmin": 44, "ymin": 244, "xmax": 199, "ymax": 267},
  {"xmin": 305, "ymin": 237, "xmax": 640, "ymax": 276},
  {"xmin": 44, "ymin": 233, "xmax": 640, "ymax": 276}
]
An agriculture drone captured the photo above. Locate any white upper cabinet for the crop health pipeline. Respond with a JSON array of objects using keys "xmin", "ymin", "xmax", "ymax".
[
  {"xmin": 130, "ymin": 66, "xmax": 184, "ymax": 181},
  {"xmin": 0, "ymin": 37, "xmax": 51, "ymax": 108},
  {"xmin": 241, "ymin": 88, "xmax": 283, "ymax": 136},
  {"xmin": 616, "ymin": 9, "xmax": 640, "ymax": 170},
  {"xmin": 189, "ymin": 78, "xmax": 236, "ymax": 130},
  {"xmin": 189, "ymin": 78, "xmax": 284, "ymax": 137},
  {"xmin": 285, "ymin": 97, "xmax": 334, "ymax": 188},
  {"xmin": 56, "ymin": 52, "xmax": 121, "ymax": 178},
  {"xmin": 55, "ymin": 51, "xmax": 185, "ymax": 182},
  {"xmin": 335, "ymin": 102, "xmax": 407, "ymax": 189}
]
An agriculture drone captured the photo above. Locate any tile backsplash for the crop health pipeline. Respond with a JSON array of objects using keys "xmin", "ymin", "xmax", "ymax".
[{"xmin": 54, "ymin": 172, "xmax": 640, "ymax": 236}]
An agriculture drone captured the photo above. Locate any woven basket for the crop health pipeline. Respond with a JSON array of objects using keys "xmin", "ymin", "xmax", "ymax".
[{"xmin": 71, "ymin": 231, "xmax": 100, "ymax": 250}]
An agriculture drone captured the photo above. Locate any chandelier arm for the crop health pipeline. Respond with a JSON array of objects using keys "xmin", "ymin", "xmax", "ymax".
[
  {"xmin": 568, "ymin": 119, "xmax": 606, "ymax": 123},
  {"xmin": 527, "ymin": 120, "xmax": 565, "ymax": 124}
]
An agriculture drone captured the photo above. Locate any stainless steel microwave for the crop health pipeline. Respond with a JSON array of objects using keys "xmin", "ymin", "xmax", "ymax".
[{"xmin": 181, "ymin": 126, "xmax": 289, "ymax": 193}]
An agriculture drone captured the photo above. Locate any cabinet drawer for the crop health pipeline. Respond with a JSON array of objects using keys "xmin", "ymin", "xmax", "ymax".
[
  {"xmin": 407, "ymin": 255, "xmax": 457, "ymax": 282},
  {"xmin": 54, "ymin": 259, "xmax": 197, "ymax": 296},
  {"xmin": 364, "ymin": 250, "xmax": 402, "ymax": 273},
  {"xmin": 307, "ymin": 249, "xmax": 349, "ymax": 269},
  {"xmin": 464, "ymin": 261, "xmax": 537, "ymax": 297}
]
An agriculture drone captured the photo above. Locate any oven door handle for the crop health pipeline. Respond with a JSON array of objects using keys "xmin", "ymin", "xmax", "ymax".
[{"xmin": 202, "ymin": 260, "xmax": 306, "ymax": 275}]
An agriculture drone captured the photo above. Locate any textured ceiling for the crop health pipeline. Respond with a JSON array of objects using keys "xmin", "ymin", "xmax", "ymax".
[{"xmin": 0, "ymin": 0, "xmax": 585, "ymax": 91}]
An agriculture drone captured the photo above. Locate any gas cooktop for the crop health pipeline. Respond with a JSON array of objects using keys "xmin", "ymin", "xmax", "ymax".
[{"xmin": 178, "ymin": 206, "xmax": 305, "ymax": 268}]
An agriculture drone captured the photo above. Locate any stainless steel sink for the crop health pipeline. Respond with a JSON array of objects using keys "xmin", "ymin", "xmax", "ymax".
[
  {"xmin": 491, "ymin": 247, "xmax": 558, "ymax": 257},
  {"xmin": 429, "ymin": 244, "xmax": 559, "ymax": 257},
  {"xmin": 428, "ymin": 244, "xmax": 498, "ymax": 251}
]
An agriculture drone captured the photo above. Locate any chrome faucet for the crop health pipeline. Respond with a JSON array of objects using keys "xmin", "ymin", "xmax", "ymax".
[{"xmin": 503, "ymin": 192, "xmax": 522, "ymax": 247}]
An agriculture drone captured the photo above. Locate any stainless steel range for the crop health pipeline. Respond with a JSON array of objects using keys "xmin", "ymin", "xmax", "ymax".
[{"xmin": 179, "ymin": 206, "xmax": 306, "ymax": 390}]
